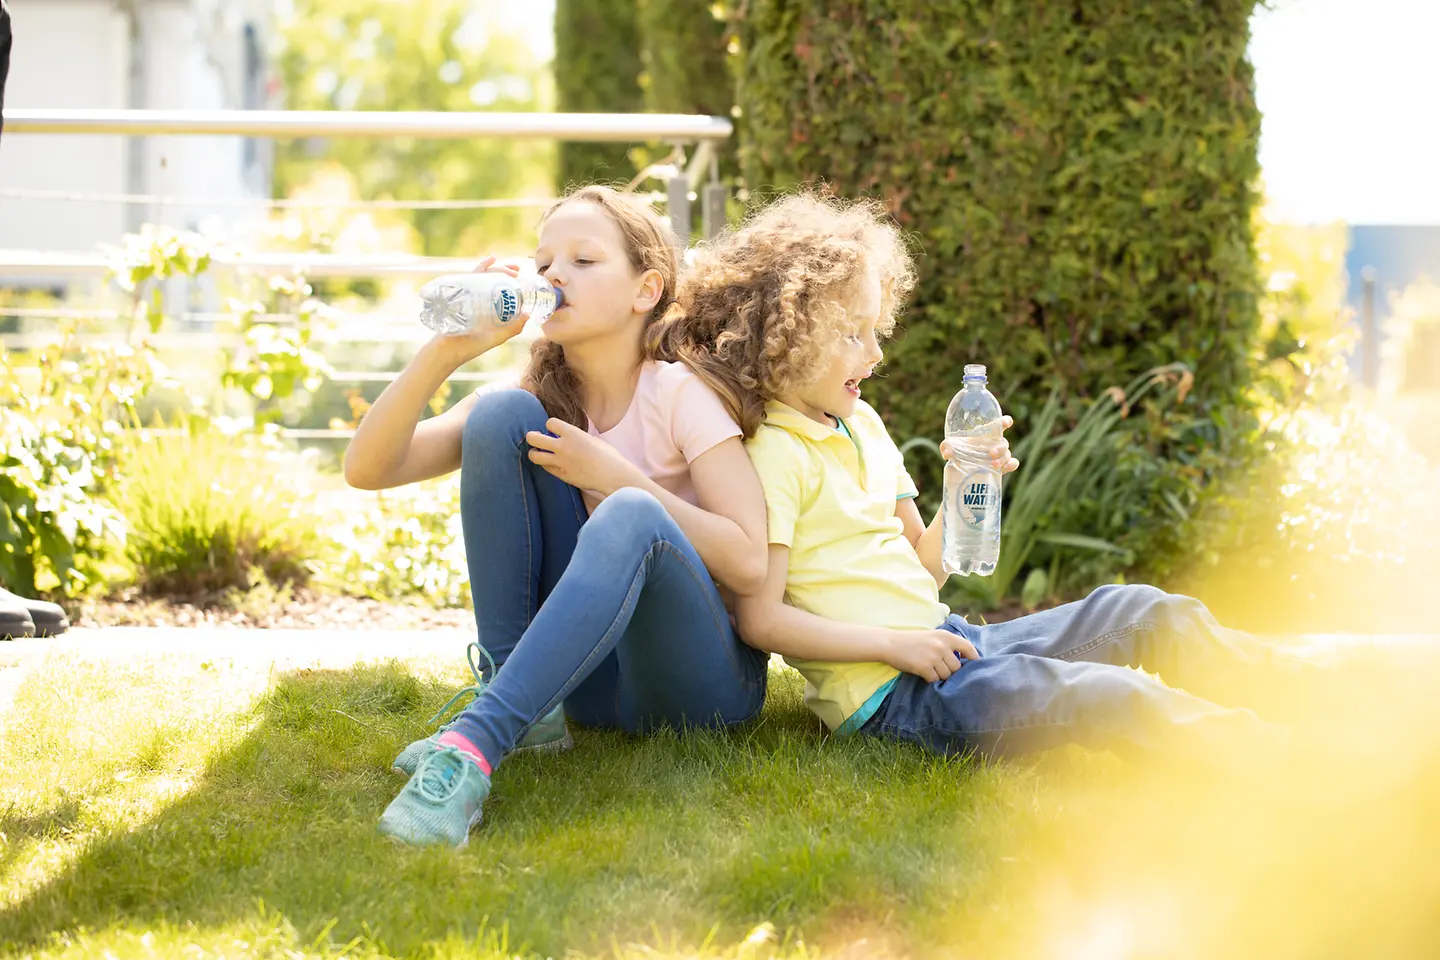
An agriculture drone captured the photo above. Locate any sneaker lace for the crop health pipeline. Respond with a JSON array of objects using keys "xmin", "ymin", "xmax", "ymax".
[
  {"xmin": 426, "ymin": 642, "xmax": 499, "ymax": 726},
  {"xmin": 414, "ymin": 747, "xmax": 467, "ymax": 801}
]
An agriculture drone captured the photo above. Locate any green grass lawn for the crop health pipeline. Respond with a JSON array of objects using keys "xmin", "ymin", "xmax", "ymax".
[{"xmin": 4, "ymin": 643, "xmax": 1440, "ymax": 959}]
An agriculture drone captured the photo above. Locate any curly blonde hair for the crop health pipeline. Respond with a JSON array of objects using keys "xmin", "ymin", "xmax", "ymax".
[
  {"xmin": 522, "ymin": 186, "xmax": 679, "ymax": 428},
  {"xmin": 648, "ymin": 192, "xmax": 915, "ymax": 437}
]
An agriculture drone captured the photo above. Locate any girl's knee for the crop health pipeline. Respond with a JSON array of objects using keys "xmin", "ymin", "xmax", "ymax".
[
  {"xmin": 588, "ymin": 486, "xmax": 667, "ymax": 527},
  {"xmin": 464, "ymin": 388, "xmax": 548, "ymax": 447}
]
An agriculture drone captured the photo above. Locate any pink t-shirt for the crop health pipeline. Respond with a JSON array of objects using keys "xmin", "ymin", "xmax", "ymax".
[{"xmin": 587, "ymin": 360, "xmax": 741, "ymax": 506}]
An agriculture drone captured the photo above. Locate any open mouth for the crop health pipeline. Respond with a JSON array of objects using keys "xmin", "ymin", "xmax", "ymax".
[{"xmin": 844, "ymin": 377, "xmax": 862, "ymax": 397}]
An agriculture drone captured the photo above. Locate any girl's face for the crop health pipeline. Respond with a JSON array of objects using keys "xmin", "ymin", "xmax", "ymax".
[
  {"xmin": 533, "ymin": 201, "xmax": 663, "ymax": 348},
  {"xmin": 780, "ymin": 268, "xmax": 886, "ymax": 425}
]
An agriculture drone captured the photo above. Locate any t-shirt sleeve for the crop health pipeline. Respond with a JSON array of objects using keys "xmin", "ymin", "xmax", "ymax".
[
  {"xmin": 895, "ymin": 461, "xmax": 920, "ymax": 500},
  {"xmin": 746, "ymin": 429, "xmax": 806, "ymax": 548},
  {"xmin": 668, "ymin": 367, "xmax": 743, "ymax": 463}
]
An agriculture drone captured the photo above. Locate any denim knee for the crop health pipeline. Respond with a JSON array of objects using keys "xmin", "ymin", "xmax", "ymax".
[
  {"xmin": 463, "ymin": 388, "xmax": 548, "ymax": 453},
  {"xmin": 588, "ymin": 487, "xmax": 667, "ymax": 533},
  {"xmin": 1102, "ymin": 582, "xmax": 1208, "ymax": 631}
]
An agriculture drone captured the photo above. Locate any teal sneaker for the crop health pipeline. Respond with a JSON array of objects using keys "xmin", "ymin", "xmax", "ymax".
[
  {"xmin": 378, "ymin": 745, "xmax": 491, "ymax": 848},
  {"xmin": 392, "ymin": 643, "xmax": 574, "ymax": 777}
]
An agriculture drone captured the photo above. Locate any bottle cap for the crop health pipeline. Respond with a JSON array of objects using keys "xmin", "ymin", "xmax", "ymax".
[{"xmin": 963, "ymin": 363, "xmax": 987, "ymax": 382}]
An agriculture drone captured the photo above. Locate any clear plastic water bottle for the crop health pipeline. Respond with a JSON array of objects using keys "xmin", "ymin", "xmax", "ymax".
[
  {"xmin": 418, "ymin": 272, "xmax": 565, "ymax": 335},
  {"xmin": 942, "ymin": 363, "xmax": 1004, "ymax": 577}
]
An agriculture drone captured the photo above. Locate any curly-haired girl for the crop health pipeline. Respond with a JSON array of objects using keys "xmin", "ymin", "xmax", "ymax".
[
  {"xmin": 665, "ymin": 192, "xmax": 1291, "ymax": 763},
  {"xmin": 346, "ymin": 186, "xmax": 770, "ymax": 847}
]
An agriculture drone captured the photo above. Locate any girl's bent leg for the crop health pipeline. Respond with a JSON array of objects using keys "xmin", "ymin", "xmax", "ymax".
[
  {"xmin": 460, "ymin": 389, "xmax": 587, "ymax": 667},
  {"xmin": 962, "ymin": 584, "xmax": 1294, "ymax": 708},
  {"xmin": 863, "ymin": 648, "xmax": 1282, "ymax": 764},
  {"xmin": 448, "ymin": 487, "xmax": 768, "ymax": 766},
  {"xmin": 587, "ymin": 499, "xmax": 768, "ymax": 735}
]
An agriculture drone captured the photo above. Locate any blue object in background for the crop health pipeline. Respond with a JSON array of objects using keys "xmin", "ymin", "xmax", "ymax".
[{"xmin": 1343, "ymin": 225, "xmax": 1440, "ymax": 387}]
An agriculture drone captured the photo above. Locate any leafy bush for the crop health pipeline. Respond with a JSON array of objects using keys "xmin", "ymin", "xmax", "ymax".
[
  {"xmin": 316, "ymin": 476, "xmax": 471, "ymax": 608},
  {"xmin": 0, "ymin": 405, "xmax": 125, "ymax": 598},
  {"xmin": 737, "ymin": 0, "xmax": 1264, "ymax": 584},
  {"xmin": 114, "ymin": 424, "xmax": 323, "ymax": 598},
  {"xmin": 0, "ymin": 312, "xmax": 170, "ymax": 597},
  {"xmin": 0, "ymin": 224, "xmax": 336, "ymax": 600},
  {"xmin": 1174, "ymin": 216, "xmax": 1439, "ymax": 632}
]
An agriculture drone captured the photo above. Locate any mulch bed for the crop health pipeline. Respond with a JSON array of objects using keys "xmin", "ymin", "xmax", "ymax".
[
  {"xmin": 63, "ymin": 588, "xmax": 1044, "ymax": 631},
  {"xmin": 69, "ymin": 587, "xmax": 476, "ymax": 632}
]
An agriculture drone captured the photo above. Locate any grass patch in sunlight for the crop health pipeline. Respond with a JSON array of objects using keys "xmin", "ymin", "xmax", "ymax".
[{"xmin": 3, "ymin": 642, "xmax": 1440, "ymax": 958}]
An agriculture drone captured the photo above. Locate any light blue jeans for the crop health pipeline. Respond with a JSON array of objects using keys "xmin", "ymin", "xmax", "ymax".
[
  {"xmin": 446, "ymin": 389, "xmax": 769, "ymax": 769},
  {"xmin": 861, "ymin": 585, "xmax": 1289, "ymax": 760}
]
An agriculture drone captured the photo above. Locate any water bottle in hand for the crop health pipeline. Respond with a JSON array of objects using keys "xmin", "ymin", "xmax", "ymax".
[
  {"xmin": 942, "ymin": 363, "xmax": 1003, "ymax": 577},
  {"xmin": 418, "ymin": 272, "xmax": 565, "ymax": 336}
]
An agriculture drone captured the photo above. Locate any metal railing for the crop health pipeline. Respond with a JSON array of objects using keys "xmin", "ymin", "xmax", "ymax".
[{"xmin": 1, "ymin": 108, "xmax": 736, "ymax": 442}]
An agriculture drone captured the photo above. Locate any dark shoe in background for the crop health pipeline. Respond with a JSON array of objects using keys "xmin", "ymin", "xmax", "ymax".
[
  {"xmin": 1, "ymin": 0, "xmax": 12, "ymax": 142},
  {"xmin": 0, "ymin": 588, "xmax": 67, "ymax": 637},
  {"xmin": 1, "ymin": 596, "xmax": 34, "ymax": 640}
]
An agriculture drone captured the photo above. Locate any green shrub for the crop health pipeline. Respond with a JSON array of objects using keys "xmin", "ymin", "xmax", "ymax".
[
  {"xmin": 737, "ymin": 0, "xmax": 1264, "ymax": 586},
  {"xmin": 315, "ymin": 476, "xmax": 471, "ymax": 608},
  {"xmin": 115, "ymin": 425, "xmax": 322, "ymax": 597},
  {"xmin": 555, "ymin": 0, "xmax": 645, "ymax": 186},
  {"xmin": 0, "ymin": 405, "xmax": 125, "ymax": 599},
  {"xmin": 0, "ymin": 325, "xmax": 162, "ymax": 599}
]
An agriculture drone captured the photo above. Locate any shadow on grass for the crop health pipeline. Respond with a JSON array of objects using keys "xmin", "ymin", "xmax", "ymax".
[
  {"xmin": 10, "ymin": 647, "xmax": 1440, "ymax": 958},
  {"xmin": 0, "ymin": 662, "xmax": 1009, "ymax": 957}
]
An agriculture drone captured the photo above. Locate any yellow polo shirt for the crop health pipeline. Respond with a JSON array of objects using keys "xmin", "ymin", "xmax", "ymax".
[{"xmin": 745, "ymin": 400, "xmax": 951, "ymax": 732}]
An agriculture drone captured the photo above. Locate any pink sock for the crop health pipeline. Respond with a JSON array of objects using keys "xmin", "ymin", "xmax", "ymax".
[{"xmin": 437, "ymin": 731, "xmax": 493, "ymax": 776}]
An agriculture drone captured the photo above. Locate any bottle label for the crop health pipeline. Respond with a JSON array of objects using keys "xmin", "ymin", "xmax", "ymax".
[
  {"xmin": 494, "ymin": 287, "xmax": 520, "ymax": 325},
  {"xmin": 954, "ymin": 468, "xmax": 1000, "ymax": 528}
]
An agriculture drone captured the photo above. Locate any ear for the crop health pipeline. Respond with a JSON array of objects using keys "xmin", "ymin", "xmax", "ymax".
[{"xmin": 633, "ymin": 268, "xmax": 665, "ymax": 314}]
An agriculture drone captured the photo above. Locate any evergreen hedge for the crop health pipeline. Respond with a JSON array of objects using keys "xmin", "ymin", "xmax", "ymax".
[
  {"xmin": 737, "ymin": 0, "xmax": 1264, "ymax": 582},
  {"xmin": 555, "ymin": 0, "xmax": 645, "ymax": 186},
  {"xmin": 638, "ymin": 0, "xmax": 732, "ymax": 117}
]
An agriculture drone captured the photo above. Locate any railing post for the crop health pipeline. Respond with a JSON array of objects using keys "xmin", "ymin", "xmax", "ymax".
[
  {"xmin": 1361, "ymin": 265, "xmax": 1379, "ymax": 390},
  {"xmin": 666, "ymin": 171, "xmax": 691, "ymax": 251},
  {"xmin": 702, "ymin": 154, "xmax": 727, "ymax": 240}
]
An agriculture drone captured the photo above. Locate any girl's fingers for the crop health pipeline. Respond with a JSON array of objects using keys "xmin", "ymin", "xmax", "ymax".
[
  {"xmin": 525, "ymin": 430, "xmax": 560, "ymax": 452},
  {"xmin": 472, "ymin": 255, "xmax": 521, "ymax": 276},
  {"xmin": 545, "ymin": 417, "xmax": 579, "ymax": 437},
  {"xmin": 1001, "ymin": 415, "xmax": 1014, "ymax": 430}
]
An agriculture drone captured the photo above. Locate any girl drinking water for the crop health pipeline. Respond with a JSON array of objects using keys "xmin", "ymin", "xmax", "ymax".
[{"xmin": 344, "ymin": 186, "xmax": 770, "ymax": 847}]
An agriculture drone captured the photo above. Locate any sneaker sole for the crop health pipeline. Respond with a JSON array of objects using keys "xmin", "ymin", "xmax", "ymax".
[
  {"xmin": 379, "ymin": 805, "xmax": 484, "ymax": 851},
  {"xmin": 455, "ymin": 807, "xmax": 485, "ymax": 850}
]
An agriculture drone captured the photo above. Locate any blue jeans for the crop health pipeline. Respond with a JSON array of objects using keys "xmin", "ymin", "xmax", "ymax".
[
  {"xmin": 447, "ymin": 389, "xmax": 769, "ymax": 769},
  {"xmin": 861, "ymin": 584, "xmax": 1287, "ymax": 761}
]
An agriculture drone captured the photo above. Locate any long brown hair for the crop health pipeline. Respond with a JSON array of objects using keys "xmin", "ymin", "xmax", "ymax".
[
  {"xmin": 521, "ymin": 186, "xmax": 680, "ymax": 427},
  {"xmin": 647, "ymin": 192, "xmax": 915, "ymax": 437}
]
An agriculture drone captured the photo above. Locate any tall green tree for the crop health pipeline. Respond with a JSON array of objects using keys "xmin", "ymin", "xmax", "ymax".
[
  {"xmin": 273, "ymin": 0, "xmax": 555, "ymax": 256},
  {"xmin": 554, "ymin": 0, "xmax": 644, "ymax": 187}
]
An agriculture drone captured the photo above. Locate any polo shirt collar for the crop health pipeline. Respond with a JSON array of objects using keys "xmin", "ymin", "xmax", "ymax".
[{"xmin": 763, "ymin": 400, "xmax": 844, "ymax": 441}]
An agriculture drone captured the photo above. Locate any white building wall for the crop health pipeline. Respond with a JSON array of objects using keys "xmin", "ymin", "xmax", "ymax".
[
  {"xmin": 0, "ymin": 0, "xmax": 131, "ymax": 253},
  {"xmin": 0, "ymin": 0, "xmax": 272, "ymax": 274}
]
